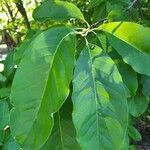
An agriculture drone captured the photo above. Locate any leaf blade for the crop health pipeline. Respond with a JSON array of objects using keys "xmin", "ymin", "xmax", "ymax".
[
  {"xmin": 72, "ymin": 44, "xmax": 128, "ymax": 149},
  {"xmin": 33, "ymin": 0, "xmax": 84, "ymax": 22},
  {"xmin": 100, "ymin": 22, "xmax": 150, "ymax": 75},
  {"xmin": 10, "ymin": 26, "xmax": 76, "ymax": 149}
]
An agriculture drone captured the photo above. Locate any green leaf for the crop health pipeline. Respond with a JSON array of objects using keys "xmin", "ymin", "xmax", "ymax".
[
  {"xmin": 92, "ymin": 2, "xmax": 107, "ymax": 23},
  {"xmin": 100, "ymin": 22, "xmax": 150, "ymax": 75},
  {"xmin": 128, "ymin": 94, "xmax": 149, "ymax": 117},
  {"xmin": 128, "ymin": 125, "xmax": 142, "ymax": 142},
  {"xmin": 72, "ymin": 43, "xmax": 128, "ymax": 149},
  {"xmin": 4, "ymin": 52, "xmax": 15, "ymax": 77},
  {"xmin": 141, "ymin": 75, "xmax": 150, "ymax": 96},
  {"xmin": 3, "ymin": 136, "xmax": 21, "ymax": 150},
  {"xmin": 41, "ymin": 98, "xmax": 80, "ymax": 150},
  {"xmin": 0, "ymin": 88, "xmax": 11, "ymax": 99},
  {"xmin": 90, "ymin": 0, "xmax": 130, "ymax": 8},
  {"xmin": 90, "ymin": 0, "xmax": 105, "ymax": 8},
  {"xmin": 0, "ymin": 73, "xmax": 6, "ymax": 82},
  {"xmin": 129, "ymin": 145, "xmax": 138, "ymax": 150},
  {"xmin": 108, "ymin": 0, "xmax": 131, "ymax": 5},
  {"xmin": 0, "ymin": 130, "xmax": 4, "ymax": 145},
  {"xmin": 116, "ymin": 61, "xmax": 138, "ymax": 97},
  {"xmin": 33, "ymin": 0, "xmax": 84, "ymax": 22},
  {"xmin": 0, "ymin": 100, "xmax": 10, "ymax": 130},
  {"xmin": 13, "ymin": 30, "xmax": 41, "ymax": 66},
  {"xmin": 10, "ymin": 26, "xmax": 76, "ymax": 149}
]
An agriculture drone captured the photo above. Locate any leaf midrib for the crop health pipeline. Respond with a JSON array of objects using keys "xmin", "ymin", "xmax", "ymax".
[{"xmin": 86, "ymin": 42, "xmax": 101, "ymax": 150}]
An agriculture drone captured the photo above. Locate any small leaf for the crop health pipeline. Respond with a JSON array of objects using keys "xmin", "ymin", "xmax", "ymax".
[
  {"xmin": 10, "ymin": 26, "xmax": 76, "ymax": 149},
  {"xmin": 128, "ymin": 94, "xmax": 149, "ymax": 117},
  {"xmin": 0, "ymin": 88, "xmax": 11, "ymax": 99},
  {"xmin": 72, "ymin": 43, "xmax": 128, "ymax": 149},
  {"xmin": 141, "ymin": 75, "xmax": 150, "ymax": 96},
  {"xmin": 0, "ymin": 100, "xmax": 10, "ymax": 130},
  {"xmin": 129, "ymin": 145, "xmax": 138, "ymax": 150},
  {"xmin": 100, "ymin": 22, "xmax": 150, "ymax": 75},
  {"xmin": 33, "ymin": 0, "xmax": 84, "ymax": 22},
  {"xmin": 0, "ymin": 73, "xmax": 6, "ymax": 82},
  {"xmin": 0, "ymin": 129, "xmax": 4, "ymax": 144},
  {"xmin": 90, "ymin": 0, "xmax": 105, "ymax": 8},
  {"xmin": 3, "ymin": 136, "xmax": 21, "ymax": 150},
  {"xmin": 92, "ymin": 2, "xmax": 107, "ymax": 23},
  {"xmin": 128, "ymin": 125, "xmax": 142, "ymax": 141},
  {"xmin": 116, "ymin": 61, "xmax": 138, "ymax": 97}
]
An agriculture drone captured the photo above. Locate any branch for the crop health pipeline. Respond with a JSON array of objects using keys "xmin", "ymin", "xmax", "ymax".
[
  {"xmin": 4, "ymin": 3, "xmax": 14, "ymax": 21},
  {"xmin": 90, "ymin": 18, "xmax": 107, "ymax": 29},
  {"xmin": 125, "ymin": 0, "xmax": 138, "ymax": 11},
  {"xmin": 15, "ymin": 0, "xmax": 31, "ymax": 30}
]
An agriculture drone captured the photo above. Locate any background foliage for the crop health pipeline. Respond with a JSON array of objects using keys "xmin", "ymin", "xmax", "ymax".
[{"xmin": 0, "ymin": 0, "xmax": 150, "ymax": 150}]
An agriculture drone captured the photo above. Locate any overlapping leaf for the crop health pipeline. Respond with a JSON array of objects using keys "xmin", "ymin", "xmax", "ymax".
[
  {"xmin": 0, "ymin": 87, "xmax": 11, "ymax": 99},
  {"xmin": 100, "ymin": 22, "xmax": 150, "ymax": 75},
  {"xmin": 128, "ymin": 94, "xmax": 149, "ymax": 117},
  {"xmin": 41, "ymin": 99, "xmax": 80, "ymax": 150},
  {"xmin": 128, "ymin": 125, "xmax": 142, "ymax": 142},
  {"xmin": 0, "ymin": 73, "xmax": 6, "ymax": 82},
  {"xmin": 72, "ymin": 43, "xmax": 128, "ymax": 149},
  {"xmin": 141, "ymin": 75, "xmax": 150, "ymax": 96},
  {"xmin": 10, "ymin": 26, "xmax": 76, "ymax": 149},
  {"xmin": 0, "ymin": 100, "xmax": 10, "ymax": 130},
  {"xmin": 33, "ymin": 0, "xmax": 84, "ymax": 22},
  {"xmin": 116, "ymin": 61, "xmax": 138, "ymax": 97}
]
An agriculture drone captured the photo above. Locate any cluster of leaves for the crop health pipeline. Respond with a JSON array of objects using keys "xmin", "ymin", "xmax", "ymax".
[{"xmin": 0, "ymin": 0, "xmax": 150, "ymax": 149}]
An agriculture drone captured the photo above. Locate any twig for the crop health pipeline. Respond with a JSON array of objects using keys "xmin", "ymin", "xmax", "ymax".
[
  {"xmin": 90, "ymin": 18, "xmax": 107, "ymax": 29},
  {"xmin": 126, "ymin": 0, "xmax": 138, "ymax": 11},
  {"xmin": 15, "ymin": 0, "xmax": 31, "ymax": 30}
]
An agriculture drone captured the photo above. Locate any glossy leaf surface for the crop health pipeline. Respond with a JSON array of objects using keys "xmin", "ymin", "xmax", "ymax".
[
  {"xmin": 33, "ymin": 0, "xmax": 84, "ymax": 22},
  {"xmin": 10, "ymin": 26, "xmax": 76, "ymax": 149},
  {"xmin": 100, "ymin": 22, "xmax": 150, "ymax": 75}
]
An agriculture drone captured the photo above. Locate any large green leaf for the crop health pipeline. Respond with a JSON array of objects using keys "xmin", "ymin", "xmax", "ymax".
[
  {"xmin": 33, "ymin": 0, "xmax": 84, "ymax": 22},
  {"xmin": 0, "ymin": 100, "xmax": 10, "ymax": 130},
  {"xmin": 72, "ymin": 43, "xmax": 128, "ymax": 149},
  {"xmin": 99, "ymin": 22, "xmax": 150, "ymax": 75},
  {"xmin": 41, "ymin": 98, "xmax": 80, "ymax": 150},
  {"xmin": 10, "ymin": 26, "xmax": 76, "ymax": 149},
  {"xmin": 128, "ymin": 94, "xmax": 149, "ymax": 117}
]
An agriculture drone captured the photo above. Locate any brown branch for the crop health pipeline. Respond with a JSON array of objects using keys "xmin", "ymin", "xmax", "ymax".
[
  {"xmin": 4, "ymin": 3, "xmax": 14, "ymax": 21},
  {"xmin": 15, "ymin": 0, "xmax": 31, "ymax": 30}
]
